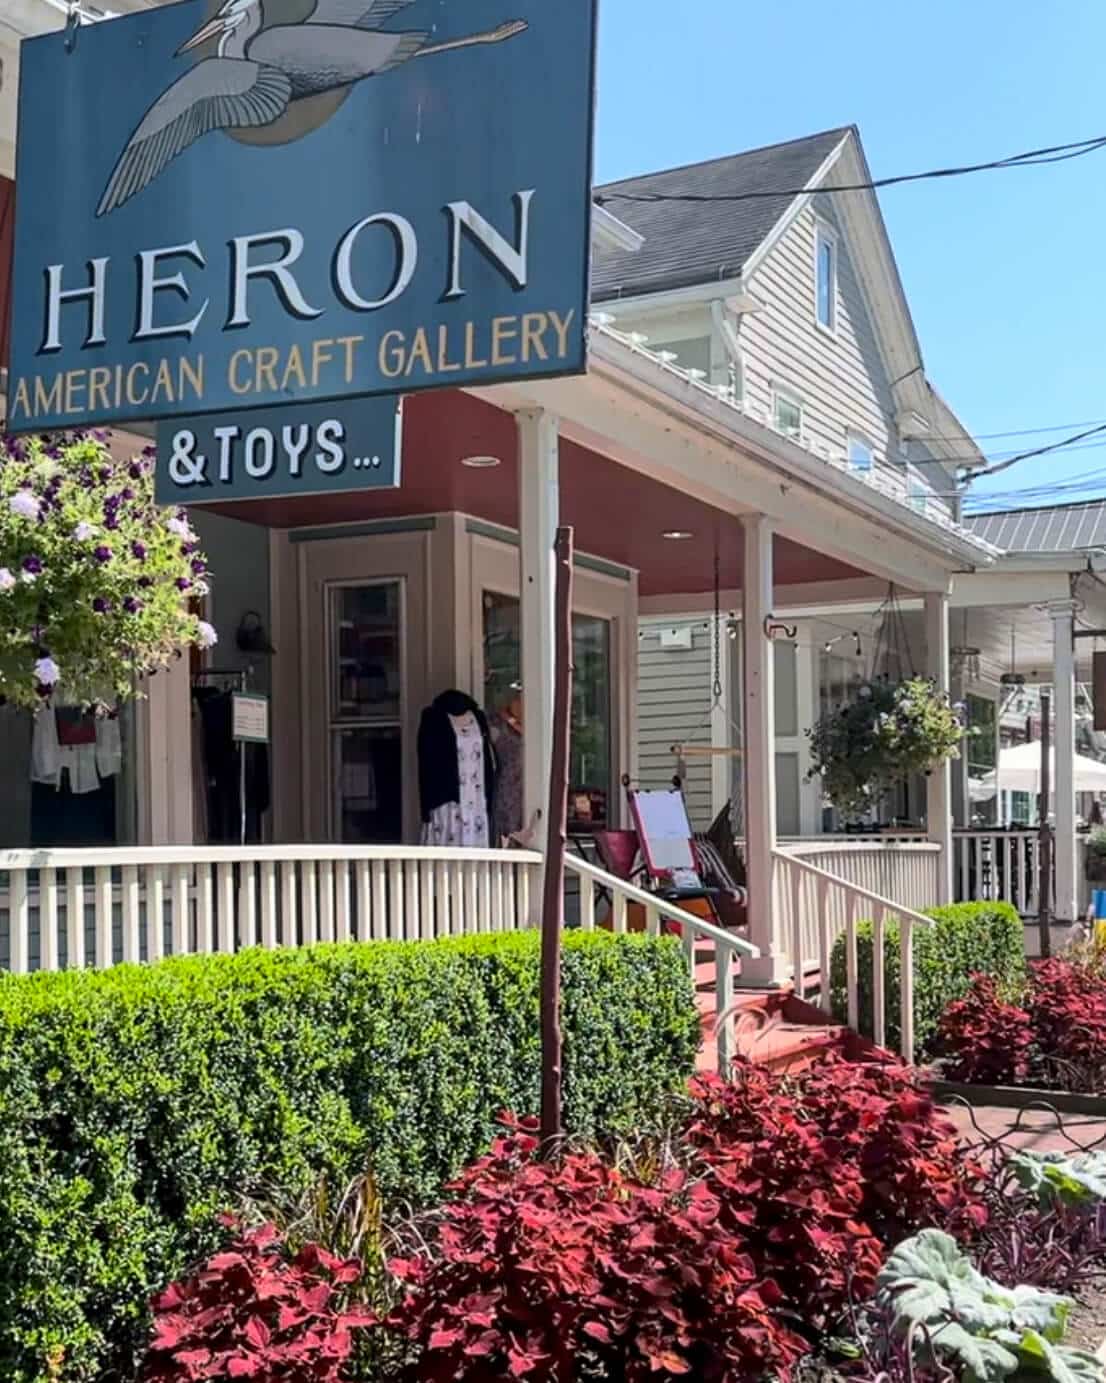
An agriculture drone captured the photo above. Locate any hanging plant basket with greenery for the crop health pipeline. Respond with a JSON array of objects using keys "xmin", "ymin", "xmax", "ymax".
[
  {"xmin": 806, "ymin": 676, "xmax": 964, "ymax": 817},
  {"xmin": 0, "ymin": 431, "xmax": 215, "ymax": 708}
]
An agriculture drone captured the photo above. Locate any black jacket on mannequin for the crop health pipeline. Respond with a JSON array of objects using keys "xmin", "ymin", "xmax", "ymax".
[{"xmin": 417, "ymin": 690, "xmax": 497, "ymax": 825}]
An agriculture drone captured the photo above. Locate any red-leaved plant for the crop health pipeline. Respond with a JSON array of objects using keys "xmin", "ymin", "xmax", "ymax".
[
  {"xmin": 798, "ymin": 1054, "xmax": 989, "ymax": 1243},
  {"xmin": 388, "ymin": 1116, "xmax": 807, "ymax": 1382},
  {"xmin": 1026, "ymin": 958, "xmax": 1106, "ymax": 1092},
  {"xmin": 934, "ymin": 973, "xmax": 1034, "ymax": 1087},
  {"xmin": 142, "ymin": 1219, "xmax": 376, "ymax": 1382},
  {"xmin": 685, "ymin": 1066, "xmax": 885, "ymax": 1325}
]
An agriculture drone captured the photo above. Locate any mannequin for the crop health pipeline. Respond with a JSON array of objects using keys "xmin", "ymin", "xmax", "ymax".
[
  {"xmin": 489, "ymin": 689, "xmax": 524, "ymax": 845},
  {"xmin": 417, "ymin": 689, "xmax": 497, "ymax": 847}
]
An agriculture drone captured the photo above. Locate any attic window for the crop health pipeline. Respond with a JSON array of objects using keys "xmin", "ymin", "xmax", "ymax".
[
  {"xmin": 847, "ymin": 435, "xmax": 873, "ymax": 474},
  {"xmin": 815, "ymin": 224, "xmax": 836, "ymax": 332}
]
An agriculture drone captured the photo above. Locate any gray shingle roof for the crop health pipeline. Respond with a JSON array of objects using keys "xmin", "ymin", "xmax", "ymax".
[
  {"xmin": 965, "ymin": 500, "xmax": 1106, "ymax": 552},
  {"xmin": 592, "ymin": 128, "xmax": 851, "ymax": 302}
]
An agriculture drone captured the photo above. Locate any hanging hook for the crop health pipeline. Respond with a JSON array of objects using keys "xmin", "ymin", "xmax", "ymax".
[{"xmin": 764, "ymin": 616, "xmax": 797, "ymax": 641}]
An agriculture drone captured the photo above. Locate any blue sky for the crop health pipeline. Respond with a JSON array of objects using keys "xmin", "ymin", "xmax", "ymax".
[{"xmin": 593, "ymin": 0, "xmax": 1106, "ymax": 511}]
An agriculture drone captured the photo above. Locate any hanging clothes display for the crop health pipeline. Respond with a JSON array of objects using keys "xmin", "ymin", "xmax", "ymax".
[
  {"xmin": 31, "ymin": 703, "xmax": 122, "ymax": 794},
  {"xmin": 417, "ymin": 689, "xmax": 497, "ymax": 847},
  {"xmin": 192, "ymin": 683, "xmax": 270, "ymax": 843}
]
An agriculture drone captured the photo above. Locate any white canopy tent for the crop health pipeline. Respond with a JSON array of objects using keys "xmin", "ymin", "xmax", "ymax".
[{"xmin": 973, "ymin": 740, "xmax": 1106, "ymax": 799}]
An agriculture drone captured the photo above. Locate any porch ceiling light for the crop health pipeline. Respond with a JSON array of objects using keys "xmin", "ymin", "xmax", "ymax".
[
  {"xmin": 662, "ymin": 530, "xmax": 694, "ymax": 541},
  {"xmin": 460, "ymin": 454, "xmax": 502, "ymax": 468}
]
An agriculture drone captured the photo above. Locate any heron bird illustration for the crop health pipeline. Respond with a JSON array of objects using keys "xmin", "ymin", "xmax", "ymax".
[{"xmin": 97, "ymin": 0, "xmax": 529, "ymax": 216}]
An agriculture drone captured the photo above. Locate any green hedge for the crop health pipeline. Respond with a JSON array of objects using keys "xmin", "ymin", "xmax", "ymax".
[
  {"xmin": 830, "ymin": 900, "xmax": 1025, "ymax": 1058},
  {"xmin": 0, "ymin": 930, "xmax": 699, "ymax": 1382}
]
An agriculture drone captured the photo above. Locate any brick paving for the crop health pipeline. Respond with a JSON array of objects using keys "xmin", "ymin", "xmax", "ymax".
[{"xmin": 943, "ymin": 1101, "xmax": 1106, "ymax": 1154}]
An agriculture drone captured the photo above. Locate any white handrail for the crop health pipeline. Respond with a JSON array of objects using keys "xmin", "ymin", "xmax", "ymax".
[
  {"xmin": 564, "ymin": 852, "xmax": 757, "ymax": 1077},
  {"xmin": 0, "ymin": 845, "xmax": 544, "ymax": 869},
  {"xmin": 772, "ymin": 847, "xmax": 934, "ymax": 1062}
]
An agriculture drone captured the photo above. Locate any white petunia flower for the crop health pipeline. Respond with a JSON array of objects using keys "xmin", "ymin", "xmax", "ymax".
[
  {"xmin": 9, "ymin": 491, "xmax": 41, "ymax": 520},
  {"xmin": 73, "ymin": 521, "xmax": 97, "ymax": 541},
  {"xmin": 195, "ymin": 620, "xmax": 218, "ymax": 649},
  {"xmin": 0, "ymin": 568, "xmax": 14, "ymax": 593},
  {"xmin": 34, "ymin": 657, "xmax": 60, "ymax": 687}
]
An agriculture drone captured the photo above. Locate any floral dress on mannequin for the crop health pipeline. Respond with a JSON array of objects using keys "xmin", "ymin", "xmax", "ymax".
[{"xmin": 421, "ymin": 712, "xmax": 489, "ymax": 847}]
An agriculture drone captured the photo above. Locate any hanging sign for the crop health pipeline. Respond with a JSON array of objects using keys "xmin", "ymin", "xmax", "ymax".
[
  {"xmin": 155, "ymin": 394, "xmax": 402, "ymax": 504},
  {"xmin": 231, "ymin": 692, "xmax": 270, "ymax": 744},
  {"xmin": 7, "ymin": 0, "xmax": 597, "ymax": 433}
]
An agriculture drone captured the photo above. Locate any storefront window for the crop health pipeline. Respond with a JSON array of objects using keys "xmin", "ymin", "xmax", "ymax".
[
  {"xmin": 966, "ymin": 694, "xmax": 998, "ymax": 827},
  {"xmin": 482, "ymin": 592, "xmax": 613, "ymax": 828}
]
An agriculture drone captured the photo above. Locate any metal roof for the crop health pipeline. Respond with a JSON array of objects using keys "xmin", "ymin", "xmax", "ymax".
[
  {"xmin": 591, "ymin": 127, "xmax": 850, "ymax": 302},
  {"xmin": 964, "ymin": 500, "xmax": 1106, "ymax": 553}
]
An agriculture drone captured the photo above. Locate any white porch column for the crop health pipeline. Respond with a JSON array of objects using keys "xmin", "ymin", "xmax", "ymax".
[
  {"xmin": 1049, "ymin": 600, "xmax": 1079, "ymax": 923},
  {"xmin": 739, "ymin": 514, "xmax": 788, "ymax": 986},
  {"xmin": 924, "ymin": 591, "xmax": 953, "ymax": 904},
  {"xmin": 516, "ymin": 409, "xmax": 559, "ymax": 848}
]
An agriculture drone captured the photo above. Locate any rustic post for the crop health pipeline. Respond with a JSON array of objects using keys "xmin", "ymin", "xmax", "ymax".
[
  {"xmin": 540, "ymin": 525, "xmax": 574, "ymax": 1146},
  {"xmin": 1039, "ymin": 691, "xmax": 1053, "ymax": 959}
]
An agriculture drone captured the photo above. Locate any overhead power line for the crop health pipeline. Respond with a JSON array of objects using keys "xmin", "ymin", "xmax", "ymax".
[
  {"xmin": 596, "ymin": 134, "xmax": 1106, "ymax": 206},
  {"xmin": 976, "ymin": 422, "xmax": 1106, "ymax": 479}
]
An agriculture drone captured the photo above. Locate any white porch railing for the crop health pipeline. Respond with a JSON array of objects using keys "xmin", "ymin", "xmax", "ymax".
[
  {"xmin": 953, "ymin": 831, "xmax": 1042, "ymax": 915},
  {"xmin": 0, "ymin": 845, "xmax": 544, "ymax": 973},
  {"xmin": 564, "ymin": 852, "xmax": 759, "ymax": 1075},
  {"xmin": 772, "ymin": 848, "xmax": 935, "ymax": 1061},
  {"xmin": 782, "ymin": 838, "xmax": 941, "ymax": 915}
]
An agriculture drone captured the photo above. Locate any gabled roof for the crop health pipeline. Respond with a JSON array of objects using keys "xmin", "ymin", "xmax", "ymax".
[
  {"xmin": 965, "ymin": 500, "xmax": 1106, "ymax": 553},
  {"xmin": 591, "ymin": 127, "xmax": 850, "ymax": 301}
]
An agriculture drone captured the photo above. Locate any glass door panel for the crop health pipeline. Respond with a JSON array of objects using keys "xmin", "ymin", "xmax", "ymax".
[{"xmin": 328, "ymin": 580, "xmax": 403, "ymax": 843}]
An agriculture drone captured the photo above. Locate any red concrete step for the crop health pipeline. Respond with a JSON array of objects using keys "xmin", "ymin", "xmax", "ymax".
[{"xmin": 694, "ymin": 961, "xmax": 875, "ymax": 1075}]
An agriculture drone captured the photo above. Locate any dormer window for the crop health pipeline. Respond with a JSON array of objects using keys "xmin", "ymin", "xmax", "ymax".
[{"xmin": 815, "ymin": 223, "xmax": 837, "ymax": 332}]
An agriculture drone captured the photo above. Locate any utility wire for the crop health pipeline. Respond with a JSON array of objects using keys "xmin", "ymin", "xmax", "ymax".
[
  {"xmin": 596, "ymin": 134, "xmax": 1106, "ymax": 206},
  {"xmin": 976, "ymin": 422, "xmax": 1106, "ymax": 479}
]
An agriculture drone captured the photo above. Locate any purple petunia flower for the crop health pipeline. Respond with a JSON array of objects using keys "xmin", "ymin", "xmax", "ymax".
[
  {"xmin": 98, "ymin": 466, "xmax": 113, "ymax": 484},
  {"xmin": 92, "ymin": 596, "xmax": 110, "ymax": 614},
  {"xmin": 121, "ymin": 487, "xmax": 135, "ymax": 500},
  {"xmin": 94, "ymin": 545, "xmax": 112, "ymax": 564},
  {"xmin": 123, "ymin": 596, "xmax": 142, "ymax": 614},
  {"xmin": 22, "ymin": 555, "xmax": 43, "ymax": 575},
  {"xmin": 175, "ymin": 577, "xmax": 191, "ymax": 592},
  {"xmin": 138, "ymin": 576, "xmax": 153, "ymax": 589},
  {"xmin": 190, "ymin": 558, "xmax": 206, "ymax": 576},
  {"xmin": 132, "ymin": 541, "xmax": 147, "ymax": 561}
]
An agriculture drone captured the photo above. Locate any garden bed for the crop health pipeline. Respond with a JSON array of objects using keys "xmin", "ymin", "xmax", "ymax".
[{"xmin": 934, "ymin": 1078, "xmax": 1106, "ymax": 1119}]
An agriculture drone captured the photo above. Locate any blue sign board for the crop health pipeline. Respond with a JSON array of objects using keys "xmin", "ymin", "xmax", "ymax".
[
  {"xmin": 8, "ymin": 0, "xmax": 597, "ymax": 432},
  {"xmin": 155, "ymin": 394, "xmax": 402, "ymax": 504}
]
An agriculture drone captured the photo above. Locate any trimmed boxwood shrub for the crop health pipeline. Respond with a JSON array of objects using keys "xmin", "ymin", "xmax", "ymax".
[
  {"xmin": 830, "ymin": 900, "xmax": 1024, "ymax": 1058},
  {"xmin": 0, "ymin": 930, "xmax": 699, "ymax": 1383}
]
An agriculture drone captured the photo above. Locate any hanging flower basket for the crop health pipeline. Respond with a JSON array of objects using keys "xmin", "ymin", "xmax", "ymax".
[
  {"xmin": 0, "ymin": 431, "xmax": 215, "ymax": 708},
  {"xmin": 806, "ymin": 676, "xmax": 964, "ymax": 817}
]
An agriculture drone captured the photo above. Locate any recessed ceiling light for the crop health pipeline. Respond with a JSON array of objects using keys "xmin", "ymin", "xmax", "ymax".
[
  {"xmin": 662, "ymin": 529, "xmax": 694, "ymax": 540},
  {"xmin": 461, "ymin": 455, "xmax": 502, "ymax": 468}
]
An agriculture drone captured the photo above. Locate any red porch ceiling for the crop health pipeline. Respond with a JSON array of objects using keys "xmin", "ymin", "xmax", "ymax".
[{"xmin": 191, "ymin": 391, "xmax": 865, "ymax": 598}]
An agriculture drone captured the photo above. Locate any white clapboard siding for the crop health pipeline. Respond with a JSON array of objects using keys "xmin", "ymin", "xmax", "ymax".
[
  {"xmin": 636, "ymin": 618, "xmax": 715, "ymax": 828},
  {"xmin": 740, "ymin": 197, "xmax": 953, "ymax": 521}
]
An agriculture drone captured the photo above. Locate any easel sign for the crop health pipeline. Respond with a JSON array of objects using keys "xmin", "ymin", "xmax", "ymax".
[{"xmin": 232, "ymin": 693, "xmax": 270, "ymax": 745}]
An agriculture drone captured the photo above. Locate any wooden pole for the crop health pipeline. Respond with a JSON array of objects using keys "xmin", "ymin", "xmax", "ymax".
[
  {"xmin": 1039, "ymin": 691, "xmax": 1053, "ymax": 959},
  {"xmin": 540, "ymin": 526, "xmax": 574, "ymax": 1147}
]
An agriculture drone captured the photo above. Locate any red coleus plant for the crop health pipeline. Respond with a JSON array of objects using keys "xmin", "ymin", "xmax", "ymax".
[
  {"xmin": 142, "ymin": 1219, "xmax": 376, "ymax": 1382},
  {"xmin": 388, "ymin": 1116, "xmax": 807, "ymax": 1382},
  {"xmin": 935, "ymin": 972, "xmax": 1034, "ymax": 1087},
  {"xmin": 1026, "ymin": 958, "xmax": 1106, "ymax": 1091},
  {"xmin": 685, "ymin": 1066, "xmax": 885, "ymax": 1324},
  {"xmin": 797, "ymin": 1054, "xmax": 988, "ymax": 1243}
]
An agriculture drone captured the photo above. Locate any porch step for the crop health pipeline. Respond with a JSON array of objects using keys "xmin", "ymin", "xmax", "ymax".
[{"xmin": 694, "ymin": 953, "xmax": 875, "ymax": 1075}]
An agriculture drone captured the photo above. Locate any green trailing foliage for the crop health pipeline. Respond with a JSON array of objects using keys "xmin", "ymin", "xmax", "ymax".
[
  {"xmin": 0, "ymin": 930, "xmax": 699, "ymax": 1383},
  {"xmin": 830, "ymin": 900, "xmax": 1025, "ymax": 1058},
  {"xmin": 877, "ymin": 1229, "xmax": 1103, "ymax": 1383}
]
